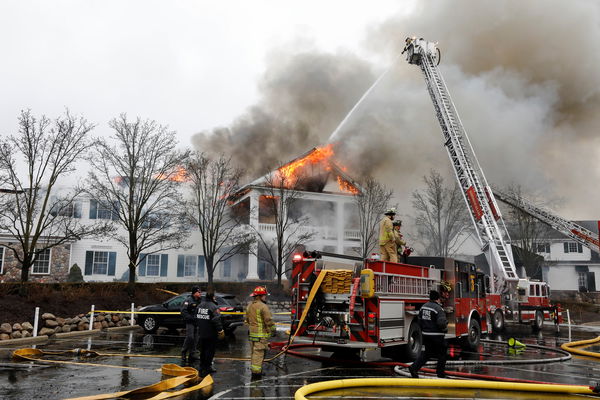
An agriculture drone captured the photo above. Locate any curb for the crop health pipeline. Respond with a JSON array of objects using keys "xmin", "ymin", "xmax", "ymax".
[
  {"xmin": 0, "ymin": 325, "xmax": 142, "ymax": 348},
  {"xmin": 0, "ymin": 335, "xmax": 49, "ymax": 348}
]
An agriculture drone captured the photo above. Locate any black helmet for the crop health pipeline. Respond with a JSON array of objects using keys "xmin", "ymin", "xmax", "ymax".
[
  {"xmin": 393, "ymin": 220, "xmax": 402, "ymax": 227},
  {"xmin": 191, "ymin": 286, "xmax": 201, "ymax": 295}
]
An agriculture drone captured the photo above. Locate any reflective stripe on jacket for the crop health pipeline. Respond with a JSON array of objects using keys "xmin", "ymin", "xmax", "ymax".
[
  {"xmin": 245, "ymin": 298, "xmax": 275, "ymax": 340},
  {"xmin": 418, "ymin": 301, "xmax": 448, "ymax": 336},
  {"xmin": 379, "ymin": 217, "xmax": 394, "ymax": 245}
]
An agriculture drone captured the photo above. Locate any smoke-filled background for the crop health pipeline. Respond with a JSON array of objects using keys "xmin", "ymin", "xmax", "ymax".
[{"xmin": 192, "ymin": 0, "xmax": 600, "ymax": 220}]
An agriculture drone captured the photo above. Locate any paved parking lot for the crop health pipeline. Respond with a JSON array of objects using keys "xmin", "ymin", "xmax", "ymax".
[{"xmin": 1, "ymin": 323, "xmax": 600, "ymax": 399}]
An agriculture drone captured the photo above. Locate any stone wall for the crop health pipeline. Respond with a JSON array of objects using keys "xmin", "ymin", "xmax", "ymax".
[{"xmin": 0, "ymin": 243, "xmax": 71, "ymax": 283}]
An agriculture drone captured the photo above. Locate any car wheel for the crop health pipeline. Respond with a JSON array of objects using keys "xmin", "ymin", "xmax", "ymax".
[
  {"xmin": 403, "ymin": 320, "xmax": 422, "ymax": 361},
  {"xmin": 533, "ymin": 310, "xmax": 544, "ymax": 331},
  {"xmin": 141, "ymin": 316, "xmax": 158, "ymax": 334},
  {"xmin": 492, "ymin": 309, "xmax": 505, "ymax": 333},
  {"xmin": 463, "ymin": 318, "xmax": 481, "ymax": 351}
]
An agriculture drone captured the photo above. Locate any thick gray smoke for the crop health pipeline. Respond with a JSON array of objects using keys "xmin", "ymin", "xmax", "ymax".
[{"xmin": 193, "ymin": 0, "xmax": 600, "ymax": 219}]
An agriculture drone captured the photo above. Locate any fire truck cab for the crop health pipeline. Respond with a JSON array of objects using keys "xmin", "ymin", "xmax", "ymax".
[{"xmin": 290, "ymin": 251, "xmax": 490, "ymax": 361}]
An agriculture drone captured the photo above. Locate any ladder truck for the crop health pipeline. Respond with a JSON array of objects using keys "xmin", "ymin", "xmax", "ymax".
[
  {"xmin": 493, "ymin": 188, "xmax": 600, "ymax": 254},
  {"xmin": 403, "ymin": 37, "xmax": 561, "ymax": 330}
]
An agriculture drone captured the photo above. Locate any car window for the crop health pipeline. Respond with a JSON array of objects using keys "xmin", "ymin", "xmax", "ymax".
[
  {"xmin": 166, "ymin": 295, "xmax": 187, "ymax": 310},
  {"xmin": 215, "ymin": 296, "xmax": 228, "ymax": 306},
  {"xmin": 221, "ymin": 295, "xmax": 241, "ymax": 307}
]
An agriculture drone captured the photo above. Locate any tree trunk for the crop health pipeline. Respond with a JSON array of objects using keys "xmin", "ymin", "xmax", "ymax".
[
  {"xmin": 19, "ymin": 261, "xmax": 32, "ymax": 296},
  {"xmin": 206, "ymin": 256, "xmax": 214, "ymax": 290},
  {"xmin": 127, "ymin": 259, "xmax": 136, "ymax": 296}
]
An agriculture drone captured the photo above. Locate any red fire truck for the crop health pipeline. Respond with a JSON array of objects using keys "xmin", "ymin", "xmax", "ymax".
[{"xmin": 290, "ymin": 251, "xmax": 491, "ymax": 361}]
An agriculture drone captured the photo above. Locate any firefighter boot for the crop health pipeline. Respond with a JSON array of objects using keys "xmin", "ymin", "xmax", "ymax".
[{"xmin": 181, "ymin": 351, "xmax": 188, "ymax": 365}]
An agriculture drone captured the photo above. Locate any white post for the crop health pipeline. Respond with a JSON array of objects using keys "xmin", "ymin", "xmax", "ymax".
[
  {"xmin": 32, "ymin": 307, "xmax": 40, "ymax": 337},
  {"xmin": 566, "ymin": 309, "xmax": 571, "ymax": 343},
  {"xmin": 89, "ymin": 304, "xmax": 95, "ymax": 331},
  {"xmin": 130, "ymin": 303, "xmax": 135, "ymax": 326}
]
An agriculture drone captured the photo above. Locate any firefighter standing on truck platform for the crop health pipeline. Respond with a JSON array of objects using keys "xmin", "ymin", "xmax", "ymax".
[
  {"xmin": 245, "ymin": 286, "xmax": 275, "ymax": 378},
  {"xmin": 393, "ymin": 220, "xmax": 406, "ymax": 259},
  {"xmin": 409, "ymin": 290, "xmax": 448, "ymax": 378},
  {"xmin": 379, "ymin": 208, "xmax": 397, "ymax": 262}
]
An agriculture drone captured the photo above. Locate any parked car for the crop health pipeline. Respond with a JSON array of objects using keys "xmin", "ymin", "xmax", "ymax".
[{"xmin": 138, "ymin": 292, "xmax": 244, "ymax": 335}]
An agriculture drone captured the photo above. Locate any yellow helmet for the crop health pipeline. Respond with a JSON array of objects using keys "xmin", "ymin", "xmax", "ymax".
[{"xmin": 440, "ymin": 281, "xmax": 452, "ymax": 292}]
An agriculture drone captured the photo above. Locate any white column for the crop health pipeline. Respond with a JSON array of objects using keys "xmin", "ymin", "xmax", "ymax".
[
  {"xmin": 247, "ymin": 192, "xmax": 260, "ymax": 280},
  {"xmin": 336, "ymin": 199, "xmax": 345, "ymax": 253}
]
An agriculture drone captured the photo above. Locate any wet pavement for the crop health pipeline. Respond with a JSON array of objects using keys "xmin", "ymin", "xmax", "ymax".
[{"xmin": 2, "ymin": 322, "xmax": 600, "ymax": 399}]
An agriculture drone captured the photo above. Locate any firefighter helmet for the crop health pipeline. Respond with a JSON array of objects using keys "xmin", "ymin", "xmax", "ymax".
[
  {"xmin": 251, "ymin": 286, "xmax": 269, "ymax": 297},
  {"xmin": 384, "ymin": 208, "xmax": 396, "ymax": 216},
  {"xmin": 440, "ymin": 281, "xmax": 452, "ymax": 293},
  {"xmin": 393, "ymin": 220, "xmax": 402, "ymax": 227}
]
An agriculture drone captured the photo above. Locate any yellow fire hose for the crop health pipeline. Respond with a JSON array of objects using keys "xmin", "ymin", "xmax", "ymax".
[
  {"xmin": 561, "ymin": 336, "xmax": 600, "ymax": 359},
  {"xmin": 13, "ymin": 348, "xmax": 213, "ymax": 399},
  {"xmin": 293, "ymin": 378, "xmax": 598, "ymax": 399}
]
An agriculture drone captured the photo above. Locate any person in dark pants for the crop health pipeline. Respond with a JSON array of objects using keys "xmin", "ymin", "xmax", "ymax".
[
  {"xmin": 196, "ymin": 291, "xmax": 225, "ymax": 376},
  {"xmin": 409, "ymin": 290, "xmax": 448, "ymax": 378},
  {"xmin": 180, "ymin": 286, "xmax": 202, "ymax": 364}
]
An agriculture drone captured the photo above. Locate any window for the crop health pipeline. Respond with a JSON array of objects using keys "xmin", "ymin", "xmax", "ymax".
[
  {"xmin": 50, "ymin": 198, "xmax": 82, "ymax": 218},
  {"xmin": 146, "ymin": 254, "xmax": 161, "ymax": 276},
  {"xmin": 564, "ymin": 242, "xmax": 583, "ymax": 253},
  {"xmin": 578, "ymin": 272, "xmax": 588, "ymax": 289},
  {"xmin": 32, "ymin": 249, "xmax": 51, "ymax": 275},
  {"xmin": 177, "ymin": 255, "xmax": 205, "ymax": 278},
  {"xmin": 223, "ymin": 259, "xmax": 231, "ymax": 278},
  {"xmin": 0, "ymin": 246, "xmax": 4, "ymax": 274},
  {"xmin": 89, "ymin": 199, "xmax": 118, "ymax": 220},
  {"xmin": 536, "ymin": 242, "xmax": 550, "ymax": 253},
  {"xmin": 84, "ymin": 251, "xmax": 117, "ymax": 276}
]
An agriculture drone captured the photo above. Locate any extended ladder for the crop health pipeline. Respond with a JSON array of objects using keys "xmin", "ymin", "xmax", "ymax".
[
  {"xmin": 404, "ymin": 38, "xmax": 519, "ymax": 287},
  {"xmin": 493, "ymin": 188, "xmax": 600, "ymax": 254}
]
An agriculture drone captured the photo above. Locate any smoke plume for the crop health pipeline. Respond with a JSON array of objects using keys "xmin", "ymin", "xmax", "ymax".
[{"xmin": 192, "ymin": 0, "xmax": 600, "ymax": 219}]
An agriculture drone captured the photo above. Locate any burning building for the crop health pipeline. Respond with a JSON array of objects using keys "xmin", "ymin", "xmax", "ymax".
[{"xmin": 230, "ymin": 144, "xmax": 363, "ymax": 280}]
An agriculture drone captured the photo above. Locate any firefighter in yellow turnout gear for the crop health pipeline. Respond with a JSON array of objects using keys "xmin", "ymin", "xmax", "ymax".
[
  {"xmin": 245, "ymin": 286, "xmax": 276, "ymax": 377},
  {"xmin": 379, "ymin": 208, "xmax": 397, "ymax": 262}
]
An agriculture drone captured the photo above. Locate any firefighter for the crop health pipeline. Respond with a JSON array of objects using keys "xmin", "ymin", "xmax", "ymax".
[
  {"xmin": 393, "ymin": 220, "xmax": 406, "ymax": 258},
  {"xmin": 409, "ymin": 290, "xmax": 448, "ymax": 378},
  {"xmin": 379, "ymin": 208, "xmax": 397, "ymax": 262},
  {"xmin": 245, "ymin": 286, "xmax": 276, "ymax": 377},
  {"xmin": 439, "ymin": 281, "xmax": 454, "ymax": 314},
  {"xmin": 180, "ymin": 286, "xmax": 202, "ymax": 364},
  {"xmin": 195, "ymin": 291, "xmax": 225, "ymax": 376}
]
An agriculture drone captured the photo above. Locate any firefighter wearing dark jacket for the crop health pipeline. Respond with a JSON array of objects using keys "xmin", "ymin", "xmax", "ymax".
[
  {"xmin": 196, "ymin": 292, "xmax": 225, "ymax": 376},
  {"xmin": 245, "ymin": 286, "xmax": 275, "ymax": 377},
  {"xmin": 409, "ymin": 290, "xmax": 448, "ymax": 378},
  {"xmin": 180, "ymin": 286, "xmax": 202, "ymax": 364}
]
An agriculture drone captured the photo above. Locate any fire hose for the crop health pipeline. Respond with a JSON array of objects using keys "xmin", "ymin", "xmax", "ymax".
[{"xmin": 561, "ymin": 336, "xmax": 600, "ymax": 359}]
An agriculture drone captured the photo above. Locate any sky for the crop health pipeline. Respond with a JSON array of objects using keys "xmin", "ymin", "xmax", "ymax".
[
  {"xmin": 0, "ymin": 0, "xmax": 405, "ymax": 144},
  {"xmin": 1, "ymin": 0, "xmax": 599, "ymax": 223}
]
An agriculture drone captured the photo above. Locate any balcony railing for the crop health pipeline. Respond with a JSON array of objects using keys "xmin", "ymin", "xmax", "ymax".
[{"xmin": 256, "ymin": 223, "xmax": 360, "ymax": 242}]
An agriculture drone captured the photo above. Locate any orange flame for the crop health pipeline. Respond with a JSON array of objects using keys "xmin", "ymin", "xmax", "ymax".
[
  {"xmin": 278, "ymin": 144, "xmax": 334, "ymax": 181},
  {"xmin": 155, "ymin": 166, "xmax": 188, "ymax": 182},
  {"xmin": 337, "ymin": 176, "xmax": 359, "ymax": 194}
]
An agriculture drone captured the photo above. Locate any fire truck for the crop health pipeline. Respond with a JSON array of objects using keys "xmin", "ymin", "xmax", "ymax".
[
  {"xmin": 403, "ymin": 37, "xmax": 561, "ymax": 331},
  {"xmin": 290, "ymin": 251, "xmax": 491, "ymax": 361}
]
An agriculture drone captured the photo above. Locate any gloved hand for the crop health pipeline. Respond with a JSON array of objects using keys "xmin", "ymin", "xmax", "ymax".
[{"xmin": 217, "ymin": 330, "xmax": 225, "ymax": 340}]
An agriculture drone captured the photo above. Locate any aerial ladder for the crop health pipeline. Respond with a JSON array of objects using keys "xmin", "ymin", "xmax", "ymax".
[
  {"xmin": 493, "ymin": 188, "xmax": 600, "ymax": 255},
  {"xmin": 403, "ymin": 37, "xmax": 519, "ymax": 297}
]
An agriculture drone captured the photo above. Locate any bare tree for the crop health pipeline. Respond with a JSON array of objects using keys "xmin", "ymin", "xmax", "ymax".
[
  {"xmin": 353, "ymin": 176, "xmax": 393, "ymax": 259},
  {"xmin": 501, "ymin": 185, "xmax": 553, "ymax": 280},
  {"xmin": 86, "ymin": 115, "xmax": 190, "ymax": 291},
  {"xmin": 185, "ymin": 152, "xmax": 254, "ymax": 289},
  {"xmin": 251, "ymin": 170, "xmax": 314, "ymax": 285},
  {"xmin": 0, "ymin": 110, "xmax": 110, "ymax": 286},
  {"xmin": 411, "ymin": 170, "xmax": 472, "ymax": 257}
]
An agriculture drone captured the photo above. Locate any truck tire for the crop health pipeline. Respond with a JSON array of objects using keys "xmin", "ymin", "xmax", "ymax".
[
  {"xmin": 533, "ymin": 310, "xmax": 544, "ymax": 331},
  {"xmin": 463, "ymin": 318, "xmax": 481, "ymax": 351},
  {"xmin": 492, "ymin": 309, "xmax": 505, "ymax": 333},
  {"xmin": 403, "ymin": 321, "xmax": 422, "ymax": 361}
]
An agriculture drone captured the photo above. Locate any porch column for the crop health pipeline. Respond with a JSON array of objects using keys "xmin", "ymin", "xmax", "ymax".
[
  {"xmin": 247, "ymin": 192, "xmax": 260, "ymax": 280},
  {"xmin": 336, "ymin": 199, "xmax": 344, "ymax": 253}
]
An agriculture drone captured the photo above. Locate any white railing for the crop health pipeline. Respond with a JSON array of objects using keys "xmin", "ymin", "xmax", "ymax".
[
  {"xmin": 375, "ymin": 272, "xmax": 435, "ymax": 298},
  {"xmin": 344, "ymin": 229, "xmax": 361, "ymax": 240},
  {"xmin": 257, "ymin": 223, "xmax": 339, "ymax": 240}
]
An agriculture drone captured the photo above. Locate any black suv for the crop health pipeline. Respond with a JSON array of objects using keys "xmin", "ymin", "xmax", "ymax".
[{"xmin": 138, "ymin": 292, "xmax": 244, "ymax": 335}]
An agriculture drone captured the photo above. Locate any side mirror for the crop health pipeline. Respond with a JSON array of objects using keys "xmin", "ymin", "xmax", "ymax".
[{"xmin": 457, "ymin": 282, "xmax": 463, "ymax": 298}]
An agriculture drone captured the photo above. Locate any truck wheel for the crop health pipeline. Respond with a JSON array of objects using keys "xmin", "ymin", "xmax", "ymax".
[
  {"xmin": 492, "ymin": 310, "xmax": 505, "ymax": 332},
  {"xmin": 141, "ymin": 316, "xmax": 158, "ymax": 334},
  {"xmin": 463, "ymin": 318, "xmax": 481, "ymax": 351},
  {"xmin": 403, "ymin": 321, "xmax": 422, "ymax": 361},
  {"xmin": 533, "ymin": 310, "xmax": 544, "ymax": 331}
]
